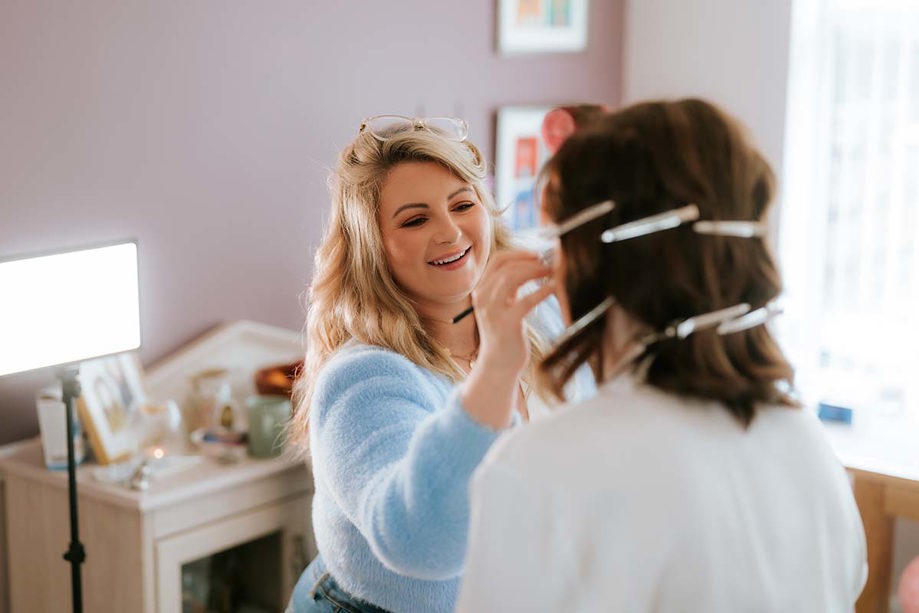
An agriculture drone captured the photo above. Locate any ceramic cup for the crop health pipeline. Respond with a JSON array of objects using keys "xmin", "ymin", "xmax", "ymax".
[{"xmin": 245, "ymin": 394, "xmax": 290, "ymax": 458}]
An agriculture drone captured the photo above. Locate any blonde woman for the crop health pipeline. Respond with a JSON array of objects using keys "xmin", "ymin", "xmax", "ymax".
[
  {"xmin": 459, "ymin": 99, "xmax": 867, "ymax": 611},
  {"xmin": 286, "ymin": 116, "xmax": 587, "ymax": 613}
]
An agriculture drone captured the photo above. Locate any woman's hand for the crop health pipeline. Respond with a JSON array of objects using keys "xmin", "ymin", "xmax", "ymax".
[
  {"xmin": 461, "ymin": 250, "xmax": 555, "ymax": 429},
  {"xmin": 474, "ymin": 250, "xmax": 554, "ymax": 375}
]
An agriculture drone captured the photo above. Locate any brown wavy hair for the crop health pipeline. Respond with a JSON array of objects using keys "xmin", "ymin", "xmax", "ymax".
[{"xmin": 539, "ymin": 98, "xmax": 796, "ymax": 426}]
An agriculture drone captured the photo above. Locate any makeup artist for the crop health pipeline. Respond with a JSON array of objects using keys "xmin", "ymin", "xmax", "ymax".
[{"xmin": 285, "ymin": 115, "xmax": 591, "ymax": 613}]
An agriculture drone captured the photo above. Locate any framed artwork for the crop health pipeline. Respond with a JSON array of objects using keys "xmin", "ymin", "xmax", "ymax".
[
  {"xmin": 495, "ymin": 105, "xmax": 554, "ymax": 230},
  {"xmin": 78, "ymin": 351, "xmax": 150, "ymax": 464},
  {"xmin": 498, "ymin": 0, "xmax": 589, "ymax": 55}
]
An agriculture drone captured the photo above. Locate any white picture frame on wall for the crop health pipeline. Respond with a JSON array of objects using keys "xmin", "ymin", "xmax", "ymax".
[
  {"xmin": 498, "ymin": 0, "xmax": 589, "ymax": 55},
  {"xmin": 495, "ymin": 105, "xmax": 554, "ymax": 231}
]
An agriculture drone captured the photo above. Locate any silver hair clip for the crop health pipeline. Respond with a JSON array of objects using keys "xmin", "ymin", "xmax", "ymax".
[
  {"xmin": 553, "ymin": 296, "xmax": 616, "ymax": 347},
  {"xmin": 642, "ymin": 302, "xmax": 752, "ymax": 345},
  {"xmin": 717, "ymin": 300, "xmax": 783, "ymax": 335},
  {"xmin": 553, "ymin": 200, "xmax": 616, "ymax": 237},
  {"xmin": 515, "ymin": 200, "xmax": 616, "ymax": 266},
  {"xmin": 600, "ymin": 203, "xmax": 769, "ymax": 243},
  {"xmin": 671, "ymin": 302, "xmax": 751, "ymax": 338},
  {"xmin": 601, "ymin": 204, "xmax": 700, "ymax": 243},
  {"xmin": 693, "ymin": 221, "xmax": 768, "ymax": 238}
]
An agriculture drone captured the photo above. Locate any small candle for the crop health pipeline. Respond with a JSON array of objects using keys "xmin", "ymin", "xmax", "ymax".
[{"xmin": 148, "ymin": 446, "xmax": 165, "ymax": 461}]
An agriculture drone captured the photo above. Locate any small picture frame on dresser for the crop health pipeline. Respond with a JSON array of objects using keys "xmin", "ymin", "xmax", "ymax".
[{"xmin": 77, "ymin": 351, "xmax": 150, "ymax": 464}]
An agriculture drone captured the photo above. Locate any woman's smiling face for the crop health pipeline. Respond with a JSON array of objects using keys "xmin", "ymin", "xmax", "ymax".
[{"xmin": 378, "ymin": 161, "xmax": 491, "ymax": 314}]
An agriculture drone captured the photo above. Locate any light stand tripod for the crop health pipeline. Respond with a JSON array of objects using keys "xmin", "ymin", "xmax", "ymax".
[{"xmin": 61, "ymin": 367, "xmax": 86, "ymax": 613}]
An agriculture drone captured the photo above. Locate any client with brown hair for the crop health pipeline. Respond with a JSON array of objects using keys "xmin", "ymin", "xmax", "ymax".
[{"xmin": 458, "ymin": 98, "xmax": 867, "ymax": 612}]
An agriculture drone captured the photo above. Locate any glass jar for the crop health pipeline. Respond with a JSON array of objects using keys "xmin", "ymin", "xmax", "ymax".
[{"xmin": 188, "ymin": 368, "xmax": 242, "ymax": 434}]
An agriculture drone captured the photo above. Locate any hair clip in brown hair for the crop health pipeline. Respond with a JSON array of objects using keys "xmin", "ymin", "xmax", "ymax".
[
  {"xmin": 693, "ymin": 220, "xmax": 768, "ymax": 238},
  {"xmin": 716, "ymin": 300, "xmax": 783, "ymax": 335},
  {"xmin": 601, "ymin": 204, "xmax": 700, "ymax": 243},
  {"xmin": 641, "ymin": 303, "xmax": 752, "ymax": 346},
  {"xmin": 553, "ymin": 296, "xmax": 616, "ymax": 347},
  {"xmin": 638, "ymin": 299, "xmax": 783, "ymax": 346},
  {"xmin": 513, "ymin": 200, "xmax": 615, "ymax": 268},
  {"xmin": 670, "ymin": 303, "xmax": 752, "ymax": 339},
  {"xmin": 599, "ymin": 204, "xmax": 770, "ymax": 244}
]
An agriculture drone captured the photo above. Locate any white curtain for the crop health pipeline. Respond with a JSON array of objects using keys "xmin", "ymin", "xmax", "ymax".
[{"xmin": 780, "ymin": 0, "xmax": 919, "ymax": 416}]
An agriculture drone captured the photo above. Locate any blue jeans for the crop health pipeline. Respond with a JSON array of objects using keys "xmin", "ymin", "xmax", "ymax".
[{"xmin": 287, "ymin": 555, "xmax": 392, "ymax": 613}]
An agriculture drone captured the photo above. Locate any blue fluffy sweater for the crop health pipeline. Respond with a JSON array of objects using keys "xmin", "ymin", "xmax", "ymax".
[
  {"xmin": 305, "ymin": 301, "xmax": 590, "ymax": 612},
  {"xmin": 309, "ymin": 344, "xmax": 500, "ymax": 612}
]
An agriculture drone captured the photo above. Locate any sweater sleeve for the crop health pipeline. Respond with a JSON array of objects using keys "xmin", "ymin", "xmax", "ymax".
[{"xmin": 309, "ymin": 347, "xmax": 504, "ymax": 580}]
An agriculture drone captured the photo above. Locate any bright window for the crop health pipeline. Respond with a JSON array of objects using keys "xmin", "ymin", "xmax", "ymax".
[{"xmin": 780, "ymin": 0, "xmax": 919, "ymax": 419}]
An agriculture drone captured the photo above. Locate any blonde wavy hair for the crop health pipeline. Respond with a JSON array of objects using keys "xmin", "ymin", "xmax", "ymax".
[{"xmin": 288, "ymin": 126, "xmax": 547, "ymax": 450}]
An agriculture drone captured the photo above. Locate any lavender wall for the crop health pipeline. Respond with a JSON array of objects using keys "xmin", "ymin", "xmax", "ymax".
[
  {"xmin": 0, "ymin": 1, "xmax": 623, "ymax": 444},
  {"xmin": 622, "ymin": 0, "xmax": 792, "ymax": 174}
]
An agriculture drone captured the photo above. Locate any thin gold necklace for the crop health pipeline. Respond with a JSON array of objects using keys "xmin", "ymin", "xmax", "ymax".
[
  {"xmin": 449, "ymin": 328, "xmax": 480, "ymax": 369},
  {"xmin": 449, "ymin": 349, "xmax": 478, "ymax": 364},
  {"xmin": 421, "ymin": 312, "xmax": 470, "ymax": 325}
]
